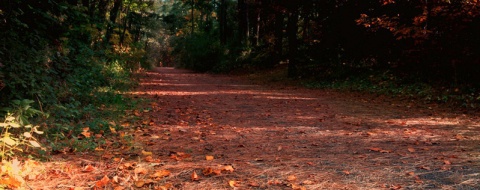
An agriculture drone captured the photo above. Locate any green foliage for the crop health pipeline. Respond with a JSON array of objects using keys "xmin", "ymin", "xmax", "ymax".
[
  {"xmin": 172, "ymin": 33, "xmax": 223, "ymax": 72},
  {"xmin": 0, "ymin": 100, "xmax": 44, "ymax": 161}
]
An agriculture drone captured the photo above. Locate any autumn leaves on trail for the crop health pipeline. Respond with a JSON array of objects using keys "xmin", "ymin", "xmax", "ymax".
[{"xmin": 119, "ymin": 67, "xmax": 479, "ymax": 189}]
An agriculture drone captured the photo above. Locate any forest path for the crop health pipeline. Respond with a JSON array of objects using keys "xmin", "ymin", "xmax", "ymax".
[{"xmin": 131, "ymin": 67, "xmax": 480, "ymax": 189}]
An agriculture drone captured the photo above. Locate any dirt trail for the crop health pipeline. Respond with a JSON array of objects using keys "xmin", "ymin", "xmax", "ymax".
[{"xmin": 132, "ymin": 67, "xmax": 480, "ymax": 189}]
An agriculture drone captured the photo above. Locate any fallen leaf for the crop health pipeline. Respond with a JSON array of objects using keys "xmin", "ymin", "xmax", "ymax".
[
  {"xmin": 134, "ymin": 167, "xmax": 148, "ymax": 174},
  {"xmin": 152, "ymin": 170, "xmax": 171, "ymax": 179},
  {"xmin": 81, "ymin": 127, "xmax": 91, "ymax": 138},
  {"xmin": 443, "ymin": 160, "xmax": 451, "ymax": 165},
  {"xmin": 418, "ymin": 166, "xmax": 431, "ymax": 170},
  {"xmin": 277, "ymin": 146, "xmax": 283, "ymax": 151},
  {"xmin": 287, "ymin": 175, "xmax": 297, "ymax": 182},
  {"xmin": 408, "ymin": 147, "xmax": 415, "ymax": 153},
  {"xmin": 369, "ymin": 147, "xmax": 382, "ymax": 152},
  {"xmin": 229, "ymin": 180, "xmax": 240, "ymax": 187},
  {"xmin": 202, "ymin": 167, "xmax": 213, "ymax": 176},
  {"xmin": 145, "ymin": 156, "xmax": 154, "ymax": 162},
  {"xmin": 343, "ymin": 170, "xmax": 351, "ymax": 175},
  {"xmin": 82, "ymin": 164, "xmax": 95, "ymax": 172},
  {"xmin": 205, "ymin": 155, "xmax": 214, "ymax": 161},
  {"xmin": 406, "ymin": 171, "xmax": 415, "ymax": 176},
  {"xmin": 191, "ymin": 171, "xmax": 199, "ymax": 181},
  {"xmin": 135, "ymin": 180, "xmax": 145, "ymax": 188},
  {"xmin": 95, "ymin": 175, "xmax": 109, "ymax": 188},
  {"xmin": 291, "ymin": 183, "xmax": 307, "ymax": 190},
  {"xmin": 301, "ymin": 180, "xmax": 314, "ymax": 185},
  {"xmin": 142, "ymin": 150, "xmax": 153, "ymax": 156},
  {"xmin": 222, "ymin": 165, "xmax": 234, "ymax": 172},
  {"xmin": 248, "ymin": 181, "xmax": 260, "ymax": 187}
]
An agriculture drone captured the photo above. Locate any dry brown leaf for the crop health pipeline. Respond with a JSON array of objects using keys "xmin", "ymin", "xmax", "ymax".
[
  {"xmin": 267, "ymin": 179, "xmax": 282, "ymax": 185},
  {"xmin": 205, "ymin": 155, "xmax": 214, "ymax": 161},
  {"xmin": 95, "ymin": 175, "xmax": 110, "ymax": 188},
  {"xmin": 291, "ymin": 183, "xmax": 307, "ymax": 190},
  {"xmin": 229, "ymin": 180, "xmax": 240, "ymax": 187},
  {"xmin": 191, "ymin": 171, "xmax": 199, "ymax": 181},
  {"xmin": 222, "ymin": 165, "xmax": 234, "ymax": 172},
  {"xmin": 369, "ymin": 147, "xmax": 382, "ymax": 152},
  {"xmin": 82, "ymin": 164, "xmax": 95, "ymax": 172},
  {"xmin": 0, "ymin": 177, "xmax": 22, "ymax": 189},
  {"xmin": 142, "ymin": 150, "xmax": 153, "ymax": 156},
  {"xmin": 134, "ymin": 167, "xmax": 148, "ymax": 174},
  {"xmin": 152, "ymin": 170, "xmax": 171, "ymax": 179},
  {"xmin": 248, "ymin": 181, "xmax": 260, "ymax": 187},
  {"xmin": 202, "ymin": 167, "xmax": 213, "ymax": 176},
  {"xmin": 135, "ymin": 180, "xmax": 145, "ymax": 188},
  {"xmin": 343, "ymin": 170, "xmax": 351, "ymax": 175},
  {"xmin": 444, "ymin": 160, "xmax": 451, "ymax": 165},
  {"xmin": 277, "ymin": 146, "xmax": 283, "ymax": 151},
  {"xmin": 81, "ymin": 127, "xmax": 91, "ymax": 138},
  {"xmin": 301, "ymin": 180, "xmax": 314, "ymax": 185},
  {"xmin": 145, "ymin": 156, "xmax": 154, "ymax": 162},
  {"xmin": 406, "ymin": 171, "xmax": 415, "ymax": 176},
  {"xmin": 418, "ymin": 166, "xmax": 431, "ymax": 170},
  {"xmin": 287, "ymin": 175, "xmax": 297, "ymax": 182},
  {"xmin": 408, "ymin": 147, "xmax": 415, "ymax": 153},
  {"xmin": 113, "ymin": 186, "xmax": 125, "ymax": 190}
]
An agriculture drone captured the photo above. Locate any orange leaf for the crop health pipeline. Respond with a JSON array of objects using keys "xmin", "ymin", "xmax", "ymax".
[
  {"xmin": 145, "ymin": 156, "xmax": 154, "ymax": 162},
  {"xmin": 205, "ymin": 155, "xmax": 214, "ymax": 161},
  {"xmin": 152, "ymin": 170, "xmax": 171, "ymax": 179},
  {"xmin": 444, "ymin": 160, "xmax": 451, "ymax": 165},
  {"xmin": 202, "ymin": 167, "xmax": 213, "ymax": 176},
  {"xmin": 287, "ymin": 175, "xmax": 297, "ymax": 182},
  {"xmin": 95, "ymin": 175, "xmax": 110, "ymax": 188},
  {"xmin": 135, "ymin": 180, "xmax": 145, "ymax": 188},
  {"xmin": 191, "ymin": 171, "xmax": 199, "ymax": 181},
  {"xmin": 229, "ymin": 180, "xmax": 240, "ymax": 187},
  {"xmin": 134, "ymin": 167, "xmax": 148, "ymax": 174},
  {"xmin": 222, "ymin": 165, "xmax": 234, "ymax": 172},
  {"xmin": 82, "ymin": 164, "xmax": 95, "ymax": 172},
  {"xmin": 408, "ymin": 147, "xmax": 415, "ymax": 153},
  {"xmin": 142, "ymin": 150, "xmax": 153, "ymax": 156},
  {"xmin": 343, "ymin": 170, "xmax": 351, "ymax": 175},
  {"xmin": 369, "ymin": 147, "xmax": 382, "ymax": 152},
  {"xmin": 248, "ymin": 181, "xmax": 260, "ymax": 187}
]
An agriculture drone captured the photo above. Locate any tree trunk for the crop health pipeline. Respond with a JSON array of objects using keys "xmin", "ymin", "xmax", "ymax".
[
  {"xmin": 238, "ymin": 0, "xmax": 248, "ymax": 44},
  {"xmin": 191, "ymin": 0, "xmax": 195, "ymax": 35},
  {"xmin": 255, "ymin": 7, "xmax": 261, "ymax": 46},
  {"xmin": 219, "ymin": 0, "xmax": 227, "ymax": 45},
  {"xmin": 287, "ymin": 6, "xmax": 299, "ymax": 78},
  {"xmin": 273, "ymin": 10, "xmax": 284, "ymax": 65},
  {"xmin": 120, "ymin": 1, "xmax": 133, "ymax": 46},
  {"xmin": 105, "ymin": 0, "xmax": 123, "ymax": 45}
]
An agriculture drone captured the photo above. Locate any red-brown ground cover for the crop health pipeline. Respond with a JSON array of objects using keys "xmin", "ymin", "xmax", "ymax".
[{"xmin": 19, "ymin": 67, "xmax": 480, "ymax": 189}]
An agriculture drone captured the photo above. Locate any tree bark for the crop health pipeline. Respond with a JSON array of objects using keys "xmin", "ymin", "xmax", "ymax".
[
  {"xmin": 219, "ymin": 0, "xmax": 227, "ymax": 44},
  {"xmin": 273, "ymin": 9, "xmax": 284, "ymax": 65},
  {"xmin": 287, "ymin": 6, "xmax": 299, "ymax": 77},
  {"xmin": 105, "ymin": 0, "xmax": 123, "ymax": 45},
  {"xmin": 191, "ymin": 0, "xmax": 195, "ymax": 35},
  {"xmin": 238, "ymin": 0, "xmax": 248, "ymax": 44}
]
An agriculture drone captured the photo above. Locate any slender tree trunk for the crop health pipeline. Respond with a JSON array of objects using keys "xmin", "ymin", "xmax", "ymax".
[
  {"xmin": 274, "ymin": 10, "xmax": 284, "ymax": 65},
  {"xmin": 120, "ymin": 1, "xmax": 133, "ymax": 46},
  {"xmin": 255, "ymin": 7, "xmax": 261, "ymax": 46},
  {"xmin": 105, "ymin": 0, "xmax": 123, "ymax": 45},
  {"xmin": 287, "ymin": 6, "xmax": 299, "ymax": 77},
  {"xmin": 238, "ymin": 0, "xmax": 248, "ymax": 44},
  {"xmin": 219, "ymin": 0, "xmax": 227, "ymax": 45},
  {"xmin": 190, "ymin": 1, "xmax": 194, "ymax": 35}
]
